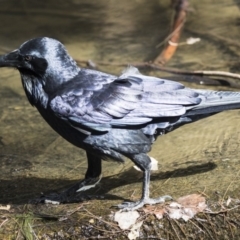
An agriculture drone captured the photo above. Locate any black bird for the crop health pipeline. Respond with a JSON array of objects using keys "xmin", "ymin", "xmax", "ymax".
[{"xmin": 1, "ymin": 37, "xmax": 240, "ymax": 210}]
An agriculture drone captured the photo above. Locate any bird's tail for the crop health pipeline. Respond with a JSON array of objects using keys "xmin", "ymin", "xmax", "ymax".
[{"xmin": 185, "ymin": 90, "xmax": 240, "ymax": 117}]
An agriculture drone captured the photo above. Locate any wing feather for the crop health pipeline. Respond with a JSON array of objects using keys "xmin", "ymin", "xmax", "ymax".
[{"xmin": 50, "ymin": 67, "xmax": 202, "ymax": 134}]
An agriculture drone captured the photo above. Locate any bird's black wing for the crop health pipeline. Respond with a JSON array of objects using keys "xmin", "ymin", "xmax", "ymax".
[{"xmin": 49, "ymin": 67, "xmax": 202, "ymax": 135}]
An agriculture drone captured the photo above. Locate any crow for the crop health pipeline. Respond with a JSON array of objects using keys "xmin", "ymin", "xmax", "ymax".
[{"xmin": 1, "ymin": 37, "xmax": 240, "ymax": 210}]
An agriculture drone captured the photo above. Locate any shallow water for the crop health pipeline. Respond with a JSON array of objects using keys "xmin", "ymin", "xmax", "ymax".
[{"xmin": 0, "ymin": 0, "xmax": 240, "ymax": 210}]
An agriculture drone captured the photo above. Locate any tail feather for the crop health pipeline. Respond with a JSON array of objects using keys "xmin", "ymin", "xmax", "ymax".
[{"xmin": 185, "ymin": 90, "xmax": 240, "ymax": 116}]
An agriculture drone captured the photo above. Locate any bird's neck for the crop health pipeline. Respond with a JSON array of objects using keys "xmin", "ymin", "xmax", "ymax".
[
  {"xmin": 21, "ymin": 74, "xmax": 48, "ymax": 108},
  {"xmin": 20, "ymin": 64, "xmax": 80, "ymax": 108}
]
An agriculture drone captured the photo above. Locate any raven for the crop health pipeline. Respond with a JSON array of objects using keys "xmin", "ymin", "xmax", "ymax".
[{"xmin": 1, "ymin": 37, "xmax": 240, "ymax": 210}]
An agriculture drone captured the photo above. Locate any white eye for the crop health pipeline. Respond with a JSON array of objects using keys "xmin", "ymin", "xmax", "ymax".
[{"xmin": 24, "ymin": 55, "xmax": 32, "ymax": 62}]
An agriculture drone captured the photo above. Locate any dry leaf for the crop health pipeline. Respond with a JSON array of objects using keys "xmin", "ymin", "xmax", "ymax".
[
  {"xmin": 0, "ymin": 205, "xmax": 11, "ymax": 211},
  {"xmin": 177, "ymin": 194, "xmax": 207, "ymax": 213},
  {"xmin": 114, "ymin": 211, "xmax": 140, "ymax": 230},
  {"xmin": 166, "ymin": 194, "xmax": 207, "ymax": 221},
  {"xmin": 143, "ymin": 205, "xmax": 166, "ymax": 219},
  {"xmin": 143, "ymin": 194, "xmax": 207, "ymax": 222},
  {"xmin": 128, "ymin": 221, "xmax": 143, "ymax": 240}
]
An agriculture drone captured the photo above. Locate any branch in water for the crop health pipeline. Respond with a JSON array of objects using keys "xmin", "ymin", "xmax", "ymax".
[
  {"xmin": 76, "ymin": 59, "xmax": 240, "ymax": 88},
  {"xmin": 153, "ymin": 0, "xmax": 189, "ymax": 65}
]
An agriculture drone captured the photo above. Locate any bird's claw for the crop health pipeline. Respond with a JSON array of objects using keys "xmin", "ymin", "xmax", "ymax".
[
  {"xmin": 29, "ymin": 192, "xmax": 64, "ymax": 204},
  {"xmin": 30, "ymin": 190, "xmax": 93, "ymax": 204},
  {"xmin": 117, "ymin": 195, "xmax": 172, "ymax": 211}
]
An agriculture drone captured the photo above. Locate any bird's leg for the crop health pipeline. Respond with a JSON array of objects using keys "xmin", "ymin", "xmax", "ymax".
[
  {"xmin": 62, "ymin": 151, "xmax": 102, "ymax": 196},
  {"xmin": 117, "ymin": 153, "xmax": 172, "ymax": 211},
  {"xmin": 33, "ymin": 151, "xmax": 102, "ymax": 204}
]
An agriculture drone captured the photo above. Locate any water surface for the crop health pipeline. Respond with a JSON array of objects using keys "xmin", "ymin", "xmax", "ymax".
[{"xmin": 0, "ymin": 0, "xmax": 240, "ymax": 209}]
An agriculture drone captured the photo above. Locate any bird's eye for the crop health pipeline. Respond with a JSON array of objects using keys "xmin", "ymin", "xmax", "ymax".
[{"xmin": 24, "ymin": 55, "xmax": 32, "ymax": 61}]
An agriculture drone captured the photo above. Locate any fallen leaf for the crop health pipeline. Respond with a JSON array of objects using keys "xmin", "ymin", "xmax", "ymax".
[
  {"xmin": 143, "ymin": 205, "xmax": 166, "ymax": 219},
  {"xmin": 166, "ymin": 194, "xmax": 207, "ymax": 221},
  {"xmin": 89, "ymin": 218, "xmax": 94, "ymax": 224},
  {"xmin": 0, "ymin": 205, "xmax": 11, "ymax": 211},
  {"xmin": 114, "ymin": 211, "xmax": 140, "ymax": 230},
  {"xmin": 143, "ymin": 194, "xmax": 207, "ymax": 222},
  {"xmin": 177, "ymin": 194, "xmax": 207, "ymax": 213},
  {"xmin": 128, "ymin": 221, "xmax": 143, "ymax": 240}
]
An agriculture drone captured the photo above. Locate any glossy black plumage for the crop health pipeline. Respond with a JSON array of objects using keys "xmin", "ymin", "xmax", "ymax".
[{"xmin": 1, "ymin": 37, "xmax": 240, "ymax": 210}]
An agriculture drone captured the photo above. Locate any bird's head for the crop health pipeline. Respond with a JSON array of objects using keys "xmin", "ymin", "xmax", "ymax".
[{"xmin": 0, "ymin": 37, "xmax": 80, "ymax": 94}]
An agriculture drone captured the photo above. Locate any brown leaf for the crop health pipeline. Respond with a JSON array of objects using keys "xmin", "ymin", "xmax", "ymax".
[
  {"xmin": 177, "ymin": 194, "xmax": 207, "ymax": 214},
  {"xmin": 143, "ymin": 205, "xmax": 166, "ymax": 219}
]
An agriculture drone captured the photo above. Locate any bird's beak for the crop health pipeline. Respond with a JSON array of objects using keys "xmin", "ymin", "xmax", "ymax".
[{"xmin": 0, "ymin": 50, "xmax": 20, "ymax": 68}]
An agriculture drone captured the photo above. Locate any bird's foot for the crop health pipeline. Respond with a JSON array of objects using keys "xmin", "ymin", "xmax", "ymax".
[
  {"xmin": 30, "ymin": 177, "xmax": 101, "ymax": 204},
  {"xmin": 30, "ymin": 193, "xmax": 92, "ymax": 205},
  {"xmin": 30, "ymin": 192, "xmax": 66, "ymax": 205},
  {"xmin": 117, "ymin": 195, "xmax": 172, "ymax": 211}
]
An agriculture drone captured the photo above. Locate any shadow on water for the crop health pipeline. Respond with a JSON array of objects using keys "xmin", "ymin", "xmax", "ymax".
[{"xmin": 0, "ymin": 160, "xmax": 217, "ymax": 204}]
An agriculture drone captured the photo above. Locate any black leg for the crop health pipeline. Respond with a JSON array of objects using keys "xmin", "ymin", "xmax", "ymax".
[
  {"xmin": 75, "ymin": 151, "xmax": 102, "ymax": 192},
  {"xmin": 85, "ymin": 151, "xmax": 102, "ymax": 179},
  {"xmin": 60, "ymin": 151, "xmax": 102, "ymax": 197},
  {"xmin": 32, "ymin": 151, "xmax": 102, "ymax": 204},
  {"xmin": 117, "ymin": 153, "xmax": 172, "ymax": 210}
]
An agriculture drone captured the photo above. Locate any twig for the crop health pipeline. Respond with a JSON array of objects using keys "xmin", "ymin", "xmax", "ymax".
[
  {"xmin": 83, "ymin": 208, "xmax": 119, "ymax": 229},
  {"xmin": 172, "ymin": 218, "xmax": 187, "ymax": 238},
  {"xmin": 193, "ymin": 70, "xmax": 240, "ymax": 80},
  {"xmin": 0, "ymin": 218, "xmax": 8, "ymax": 229},
  {"xmin": 203, "ymin": 213, "xmax": 218, "ymax": 239},
  {"xmin": 76, "ymin": 59, "xmax": 240, "ymax": 80},
  {"xmin": 189, "ymin": 219, "xmax": 205, "ymax": 234},
  {"xmin": 90, "ymin": 224, "xmax": 121, "ymax": 234},
  {"xmin": 28, "ymin": 222, "xmax": 39, "ymax": 240},
  {"xmin": 195, "ymin": 218, "xmax": 215, "ymax": 240},
  {"xmin": 154, "ymin": 0, "xmax": 189, "ymax": 65},
  {"xmin": 223, "ymin": 214, "xmax": 235, "ymax": 239},
  {"xmin": 167, "ymin": 216, "xmax": 181, "ymax": 240},
  {"xmin": 197, "ymin": 187, "xmax": 209, "ymax": 198},
  {"xmin": 205, "ymin": 205, "xmax": 240, "ymax": 215},
  {"xmin": 221, "ymin": 170, "xmax": 240, "ymax": 204}
]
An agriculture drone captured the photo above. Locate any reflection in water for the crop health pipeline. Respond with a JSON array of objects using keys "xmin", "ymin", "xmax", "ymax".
[{"xmin": 0, "ymin": 0, "xmax": 240, "ymax": 207}]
